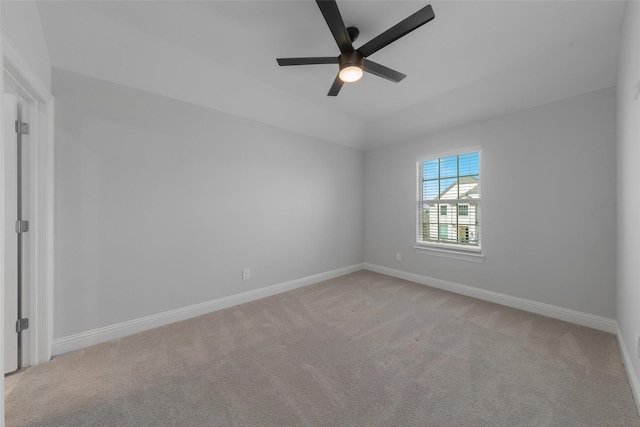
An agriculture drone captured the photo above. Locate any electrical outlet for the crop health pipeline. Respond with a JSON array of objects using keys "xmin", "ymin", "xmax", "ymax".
[
  {"xmin": 396, "ymin": 252, "xmax": 402, "ymax": 262},
  {"xmin": 635, "ymin": 81, "xmax": 640, "ymax": 100},
  {"xmin": 636, "ymin": 333, "xmax": 640, "ymax": 358},
  {"xmin": 242, "ymin": 268, "xmax": 251, "ymax": 281}
]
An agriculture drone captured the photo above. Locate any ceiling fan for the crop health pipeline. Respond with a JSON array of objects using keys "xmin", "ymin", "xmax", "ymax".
[{"xmin": 276, "ymin": 0, "xmax": 435, "ymax": 96}]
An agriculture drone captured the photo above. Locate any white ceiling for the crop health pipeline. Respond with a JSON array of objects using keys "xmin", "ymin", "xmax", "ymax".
[{"xmin": 37, "ymin": 1, "xmax": 626, "ymax": 149}]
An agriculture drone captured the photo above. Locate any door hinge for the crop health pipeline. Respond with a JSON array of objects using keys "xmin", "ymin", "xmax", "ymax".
[
  {"xmin": 16, "ymin": 318, "xmax": 29, "ymax": 333},
  {"xmin": 15, "ymin": 220, "xmax": 29, "ymax": 233},
  {"xmin": 15, "ymin": 121, "xmax": 29, "ymax": 135}
]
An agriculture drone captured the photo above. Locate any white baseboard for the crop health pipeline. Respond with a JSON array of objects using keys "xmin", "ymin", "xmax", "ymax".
[
  {"xmin": 617, "ymin": 324, "xmax": 640, "ymax": 417},
  {"xmin": 363, "ymin": 263, "xmax": 617, "ymax": 334},
  {"xmin": 52, "ymin": 263, "xmax": 364, "ymax": 356}
]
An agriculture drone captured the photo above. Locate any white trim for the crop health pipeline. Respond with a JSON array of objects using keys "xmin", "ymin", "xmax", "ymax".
[
  {"xmin": 1, "ymin": 34, "xmax": 50, "ymax": 104},
  {"xmin": 414, "ymin": 244, "xmax": 484, "ymax": 262},
  {"xmin": 2, "ymin": 32, "xmax": 54, "ymax": 367},
  {"xmin": 363, "ymin": 263, "xmax": 617, "ymax": 333},
  {"xmin": 0, "ymin": 14, "xmax": 6, "ymax": 426},
  {"xmin": 52, "ymin": 263, "xmax": 364, "ymax": 356},
  {"xmin": 416, "ymin": 146, "xmax": 483, "ymax": 163},
  {"xmin": 45, "ymin": 100, "xmax": 54, "ymax": 362},
  {"xmin": 617, "ymin": 324, "xmax": 640, "ymax": 417}
]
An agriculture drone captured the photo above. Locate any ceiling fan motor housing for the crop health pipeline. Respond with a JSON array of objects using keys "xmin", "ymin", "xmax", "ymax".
[{"xmin": 339, "ymin": 51, "xmax": 364, "ymax": 71}]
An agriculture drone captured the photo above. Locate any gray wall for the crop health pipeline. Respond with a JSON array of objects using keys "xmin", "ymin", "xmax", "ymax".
[
  {"xmin": 364, "ymin": 87, "xmax": 616, "ymax": 318},
  {"xmin": 53, "ymin": 68, "xmax": 364, "ymax": 339},
  {"xmin": 617, "ymin": 0, "xmax": 640, "ymax": 397}
]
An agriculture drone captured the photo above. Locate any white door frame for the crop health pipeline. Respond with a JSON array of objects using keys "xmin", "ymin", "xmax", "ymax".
[{"xmin": 1, "ymin": 32, "xmax": 54, "ymax": 371}]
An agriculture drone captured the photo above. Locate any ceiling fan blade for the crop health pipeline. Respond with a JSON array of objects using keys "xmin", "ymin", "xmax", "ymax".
[
  {"xmin": 327, "ymin": 74, "xmax": 344, "ymax": 96},
  {"xmin": 363, "ymin": 59, "xmax": 406, "ymax": 83},
  {"xmin": 277, "ymin": 57, "xmax": 339, "ymax": 66},
  {"xmin": 358, "ymin": 5, "xmax": 435, "ymax": 58},
  {"xmin": 316, "ymin": 0, "xmax": 353, "ymax": 53}
]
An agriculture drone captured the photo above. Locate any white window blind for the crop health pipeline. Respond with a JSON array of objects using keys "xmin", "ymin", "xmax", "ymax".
[{"xmin": 417, "ymin": 151, "xmax": 480, "ymax": 248}]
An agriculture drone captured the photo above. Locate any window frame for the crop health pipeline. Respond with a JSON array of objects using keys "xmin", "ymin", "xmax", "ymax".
[{"xmin": 414, "ymin": 149, "xmax": 484, "ymax": 262}]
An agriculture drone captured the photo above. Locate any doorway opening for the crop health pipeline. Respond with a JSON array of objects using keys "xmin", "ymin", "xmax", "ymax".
[{"xmin": 1, "ymin": 38, "xmax": 55, "ymax": 379}]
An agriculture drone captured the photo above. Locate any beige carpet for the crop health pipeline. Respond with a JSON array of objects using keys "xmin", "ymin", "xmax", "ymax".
[{"xmin": 5, "ymin": 270, "xmax": 640, "ymax": 426}]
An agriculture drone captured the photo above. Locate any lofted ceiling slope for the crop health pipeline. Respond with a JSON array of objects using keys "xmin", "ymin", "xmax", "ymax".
[{"xmin": 37, "ymin": 1, "xmax": 626, "ymax": 149}]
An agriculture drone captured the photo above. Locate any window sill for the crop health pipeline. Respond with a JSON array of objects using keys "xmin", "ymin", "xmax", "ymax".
[{"xmin": 413, "ymin": 244, "xmax": 484, "ymax": 263}]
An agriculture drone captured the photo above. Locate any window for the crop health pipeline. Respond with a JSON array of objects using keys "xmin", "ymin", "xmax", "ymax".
[
  {"xmin": 439, "ymin": 224, "xmax": 449, "ymax": 239},
  {"xmin": 458, "ymin": 226, "xmax": 470, "ymax": 243},
  {"xmin": 417, "ymin": 151, "xmax": 480, "ymax": 252}
]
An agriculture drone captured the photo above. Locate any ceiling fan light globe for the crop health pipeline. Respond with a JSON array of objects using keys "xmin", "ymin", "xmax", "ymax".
[{"xmin": 339, "ymin": 66, "xmax": 363, "ymax": 83}]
